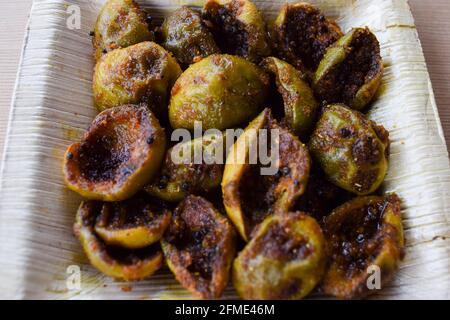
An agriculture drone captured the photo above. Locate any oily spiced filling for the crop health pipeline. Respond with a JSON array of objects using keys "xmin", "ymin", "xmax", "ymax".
[
  {"xmin": 267, "ymin": 72, "xmax": 286, "ymax": 121},
  {"xmin": 119, "ymin": 52, "xmax": 163, "ymax": 84},
  {"xmin": 239, "ymin": 161, "xmax": 278, "ymax": 232},
  {"xmin": 80, "ymin": 201, "xmax": 102, "ymax": 227},
  {"xmin": 321, "ymin": 30, "xmax": 381, "ymax": 104},
  {"xmin": 77, "ymin": 112, "xmax": 149, "ymax": 183},
  {"xmin": 238, "ymin": 123, "xmax": 307, "ymax": 234},
  {"xmin": 331, "ymin": 200, "xmax": 387, "ymax": 278},
  {"xmin": 78, "ymin": 131, "xmax": 130, "ymax": 182},
  {"xmin": 203, "ymin": 3, "xmax": 249, "ymax": 57},
  {"xmin": 170, "ymin": 223, "xmax": 216, "ymax": 280},
  {"xmin": 256, "ymin": 223, "xmax": 312, "ymax": 261},
  {"xmin": 165, "ymin": 202, "xmax": 222, "ymax": 281},
  {"xmin": 96, "ymin": 195, "xmax": 165, "ymax": 230},
  {"xmin": 185, "ymin": 230, "xmax": 217, "ymax": 280},
  {"xmin": 295, "ymin": 167, "xmax": 352, "ymax": 222},
  {"xmin": 284, "ymin": 7, "xmax": 341, "ymax": 70},
  {"xmin": 338, "ymin": 32, "xmax": 380, "ymax": 104},
  {"xmin": 353, "ymin": 168, "xmax": 380, "ymax": 194},
  {"xmin": 103, "ymin": 242, "xmax": 160, "ymax": 265}
]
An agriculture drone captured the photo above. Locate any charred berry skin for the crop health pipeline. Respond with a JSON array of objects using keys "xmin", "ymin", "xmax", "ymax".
[{"xmin": 294, "ymin": 166, "xmax": 353, "ymax": 223}]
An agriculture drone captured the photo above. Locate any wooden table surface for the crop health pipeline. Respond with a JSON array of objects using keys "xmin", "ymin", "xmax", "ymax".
[{"xmin": 0, "ymin": 0, "xmax": 449, "ymax": 159}]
